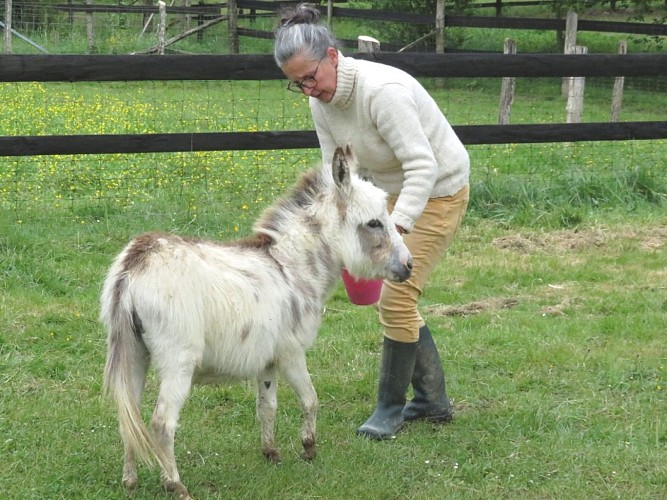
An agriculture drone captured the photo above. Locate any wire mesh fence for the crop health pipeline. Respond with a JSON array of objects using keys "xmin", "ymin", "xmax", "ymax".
[
  {"xmin": 2, "ymin": 1, "xmax": 666, "ymax": 238},
  {"xmin": 2, "ymin": 78, "xmax": 665, "ymax": 232},
  {"xmin": 1, "ymin": 1, "xmax": 260, "ymax": 55}
]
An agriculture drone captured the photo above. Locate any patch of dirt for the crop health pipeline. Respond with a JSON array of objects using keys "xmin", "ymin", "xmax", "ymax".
[
  {"xmin": 641, "ymin": 237, "xmax": 665, "ymax": 251},
  {"xmin": 539, "ymin": 298, "xmax": 571, "ymax": 317},
  {"xmin": 493, "ymin": 226, "xmax": 667, "ymax": 255},
  {"xmin": 493, "ymin": 228, "xmax": 607, "ymax": 254},
  {"xmin": 617, "ymin": 226, "xmax": 667, "ymax": 251},
  {"xmin": 492, "ymin": 234, "xmax": 537, "ymax": 254},
  {"xmin": 425, "ymin": 297, "xmax": 519, "ymax": 317}
]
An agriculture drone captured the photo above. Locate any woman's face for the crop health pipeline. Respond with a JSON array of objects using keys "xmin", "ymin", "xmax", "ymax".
[{"xmin": 281, "ymin": 47, "xmax": 338, "ymax": 102}]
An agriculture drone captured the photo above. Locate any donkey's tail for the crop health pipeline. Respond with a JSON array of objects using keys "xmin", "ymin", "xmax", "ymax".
[{"xmin": 102, "ymin": 277, "xmax": 167, "ymax": 470}]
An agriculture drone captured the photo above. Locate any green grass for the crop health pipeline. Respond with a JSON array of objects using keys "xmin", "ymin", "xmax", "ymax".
[
  {"xmin": 2, "ymin": 4, "xmax": 666, "ymax": 498},
  {"xmin": 2, "ymin": 78, "xmax": 666, "ymax": 230},
  {"xmin": 2, "ymin": 212, "xmax": 666, "ymax": 499}
]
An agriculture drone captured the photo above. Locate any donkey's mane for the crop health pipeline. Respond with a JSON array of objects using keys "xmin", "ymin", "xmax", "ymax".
[{"xmin": 251, "ymin": 167, "xmax": 329, "ymax": 242}]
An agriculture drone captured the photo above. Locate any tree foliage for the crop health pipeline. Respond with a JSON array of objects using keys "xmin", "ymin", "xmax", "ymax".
[{"xmin": 366, "ymin": 0, "xmax": 666, "ymax": 51}]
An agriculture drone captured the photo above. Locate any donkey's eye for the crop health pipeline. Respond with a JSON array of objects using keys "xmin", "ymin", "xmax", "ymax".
[{"xmin": 367, "ymin": 219, "xmax": 383, "ymax": 229}]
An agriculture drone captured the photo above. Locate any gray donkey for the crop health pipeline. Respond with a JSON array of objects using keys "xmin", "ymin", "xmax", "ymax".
[{"xmin": 101, "ymin": 146, "xmax": 413, "ymax": 499}]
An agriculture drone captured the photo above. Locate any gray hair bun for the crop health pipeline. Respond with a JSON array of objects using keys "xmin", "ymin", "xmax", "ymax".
[{"xmin": 280, "ymin": 3, "xmax": 321, "ymax": 28}]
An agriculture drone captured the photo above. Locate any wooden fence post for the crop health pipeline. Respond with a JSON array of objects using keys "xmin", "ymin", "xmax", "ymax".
[
  {"xmin": 566, "ymin": 45, "xmax": 587, "ymax": 124},
  {"xmin": 3, "ymin": 0, "xmax": 11, "ymax": 54},
  {"xmin": 435, "ymin": 0, "xmax": 445, "ymax": 88},
  {"xmin": 562, "ymin": 10, "xmax": 578, "ymax": 97},
  {"xmin": 611, "ymin": 40, "xmax": 627, "ymax": 122},
  {"xmin": 157, "ymin": 1, "xmax": 166, "ymax": 55},
  {"xmin": 86, "ymin": 0, "xmax": 95, "ymax": 53},
  {"xmin": 327, "ymin": 0, "xmax": 333, "ymax": 27},
  {"xmin": 228, "ymin": 0, "xmax": 238, "ymax": 54},
  {"xmin": 495, "ymin": 0, "xmax": 502, "ymax": 17},
  {"xmin": 358, "ymin": 35, "xmax": 380, "ymax": 53},
  {"xmin": 183, "ymin": 0, "xmax": 192, "ymax": 30},
  {"xmin": 197, "ymin": 0, "xmax": 205, "ymax": 42},
  {"xmin": 498, "ymin": 38, "xmax": 516, "ymax": 125},
  {"xmin": 435, "ymin": 0, "xmax": 445, "ymax": 54}
]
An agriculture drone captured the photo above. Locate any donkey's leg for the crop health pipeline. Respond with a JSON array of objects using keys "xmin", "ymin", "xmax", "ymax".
[
  {"xmin": 151, "ymin": 366, "xmax": 194, "ymax": 500},
  {"xmin": 278, "ymin": 355, "xmax": 318, "ymax": 461},
  {"xmin": 122, "ymin": 343, "xmax": 150, "ymax": 491},
  {"xmin": 256, "ymin": 364, "xmax": 281, "ymax": 462}
]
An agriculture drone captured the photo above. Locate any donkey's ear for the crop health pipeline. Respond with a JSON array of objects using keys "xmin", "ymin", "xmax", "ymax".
[
  {"xmin": 344, "ymin": 144, "xmax": 354, "ymax": 160},
  {"xmin": 332, "ymin": 147, "xmax": 352, "ymax": 192}
]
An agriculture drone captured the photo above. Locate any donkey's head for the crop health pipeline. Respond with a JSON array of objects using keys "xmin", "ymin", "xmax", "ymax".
[{"xmin": 328, "ymin": 146, "xmax": 412, "ymax": 282}]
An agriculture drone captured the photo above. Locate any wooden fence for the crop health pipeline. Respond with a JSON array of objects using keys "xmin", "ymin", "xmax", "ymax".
[
  {"xmin": 5, "ymin": 1, "xmax": 666, "ymax": 55},
  {"xmin": 1, "ymin": 52, "xmax": 666, "ymax": 157},
  {"xmin": 234, "ymin": 1, "xmax": 667, "ymax": 52}
]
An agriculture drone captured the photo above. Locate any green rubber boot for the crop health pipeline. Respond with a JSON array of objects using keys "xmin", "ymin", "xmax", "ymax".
[
  {"xmin": 357, "ymin": 337, "xmax": 416, "ymax": 440},
  {"xmin": 402, "ymin": 325, "xmax": 453, "ymax": 423}
]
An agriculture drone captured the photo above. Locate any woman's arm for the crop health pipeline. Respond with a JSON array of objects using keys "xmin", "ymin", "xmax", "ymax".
[{"xmin": 370, "ymin": 84, "xmax": 438, "ymax": 232}]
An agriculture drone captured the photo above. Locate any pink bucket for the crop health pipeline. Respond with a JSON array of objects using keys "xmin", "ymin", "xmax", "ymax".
[{"xmin": 341, "ymin": 268, "xmax": 383, "ymax": 306}]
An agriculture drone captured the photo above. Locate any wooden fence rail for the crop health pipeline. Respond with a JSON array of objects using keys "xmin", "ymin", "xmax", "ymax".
[
  {"xmin": 38, "ymin": 2, "xmax": 667, "ymax": 39},
  {"xmin": 1, "ymin": 52, "xmax": 666, "ymax": 157},
  {"xmin": 52, "ymin": 3, "xmax": 225, "ymax": 15},
  {"xmin": 2, "ymin": 53, "xmax": 666, "ymax": 81},
  {"xmin": 2, "ymin": 122, "xmax": 666, "ymax": 157}
]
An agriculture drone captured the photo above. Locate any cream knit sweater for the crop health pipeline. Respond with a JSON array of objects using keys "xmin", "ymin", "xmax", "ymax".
[{"xmin": 310, "ymin": 53, "xmax": 470, "ymax": 233}]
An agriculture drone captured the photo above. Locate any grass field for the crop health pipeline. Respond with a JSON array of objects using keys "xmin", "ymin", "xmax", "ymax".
[
  {"xmin": 2, "ymin": 78, "xmax": 666, "ymax": 231},
  {"xmin": 2, "ymin": 3, "xmax": 667, "ymax": 498},
  {"xmin": 2, "ymin": 212, "xmax": 666, "ymax": 498}
]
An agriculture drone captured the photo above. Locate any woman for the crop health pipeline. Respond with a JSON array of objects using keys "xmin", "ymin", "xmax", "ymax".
[{"xmin": 274, "ymin": 4, "xmax": 470, "ymax": 440}]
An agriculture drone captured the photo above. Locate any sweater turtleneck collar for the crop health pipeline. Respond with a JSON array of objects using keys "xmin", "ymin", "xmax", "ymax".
[{"xmin": 330, "ymin": 52, "xmax": 356, "ymax": 110}]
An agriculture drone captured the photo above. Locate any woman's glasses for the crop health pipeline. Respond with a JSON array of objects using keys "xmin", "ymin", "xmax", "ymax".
[{"xmin": 287, "ymin": 58, "xmax": 324, "ymax": 93}]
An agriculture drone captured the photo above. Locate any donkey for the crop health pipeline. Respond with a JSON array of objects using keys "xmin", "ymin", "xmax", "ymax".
[{"xmin": 101, "ymin": 146, "xmax": 412, "ymax": 499}]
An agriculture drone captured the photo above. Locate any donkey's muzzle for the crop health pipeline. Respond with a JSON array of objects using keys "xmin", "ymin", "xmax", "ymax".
[{"xmin": 389, "ymin": 257, "xmax": 412, "ymax": 283}]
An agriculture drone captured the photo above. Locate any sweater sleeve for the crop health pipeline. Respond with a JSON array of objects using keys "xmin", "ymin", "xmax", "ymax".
[
  {"xmin": 310, "ymin": 99, "xmax": 337, "ymax": 167},
  {"xmin": 369, "ymin": 83, "xmax": 438, "ymax": 233}
]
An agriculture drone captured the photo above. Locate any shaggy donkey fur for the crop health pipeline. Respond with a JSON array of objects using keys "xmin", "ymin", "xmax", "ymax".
[{"xmin": 101, "ymin": 146, "xmax": 412, "ymax": 499}]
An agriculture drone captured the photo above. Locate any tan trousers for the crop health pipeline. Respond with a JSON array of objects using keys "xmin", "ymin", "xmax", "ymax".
[{"xmin": 379, "ymin": 185, "xmax": 469, "ymax": 343}]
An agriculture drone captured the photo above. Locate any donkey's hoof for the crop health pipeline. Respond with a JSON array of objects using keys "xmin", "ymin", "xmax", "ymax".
[
  {"xmin": 262, "ymin": 448, "xmax": 282, "ymax": 463},
  {"xmin": 301, "ymin": 439, "xmax": 316, "ymax": 461},
  {"xmin": 165, "ymin": 480, "xmax": 191, "ymax": 499},
  {"xmin": 122, "ymin": 475, "xmax": 138, "ymax": 492}
]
